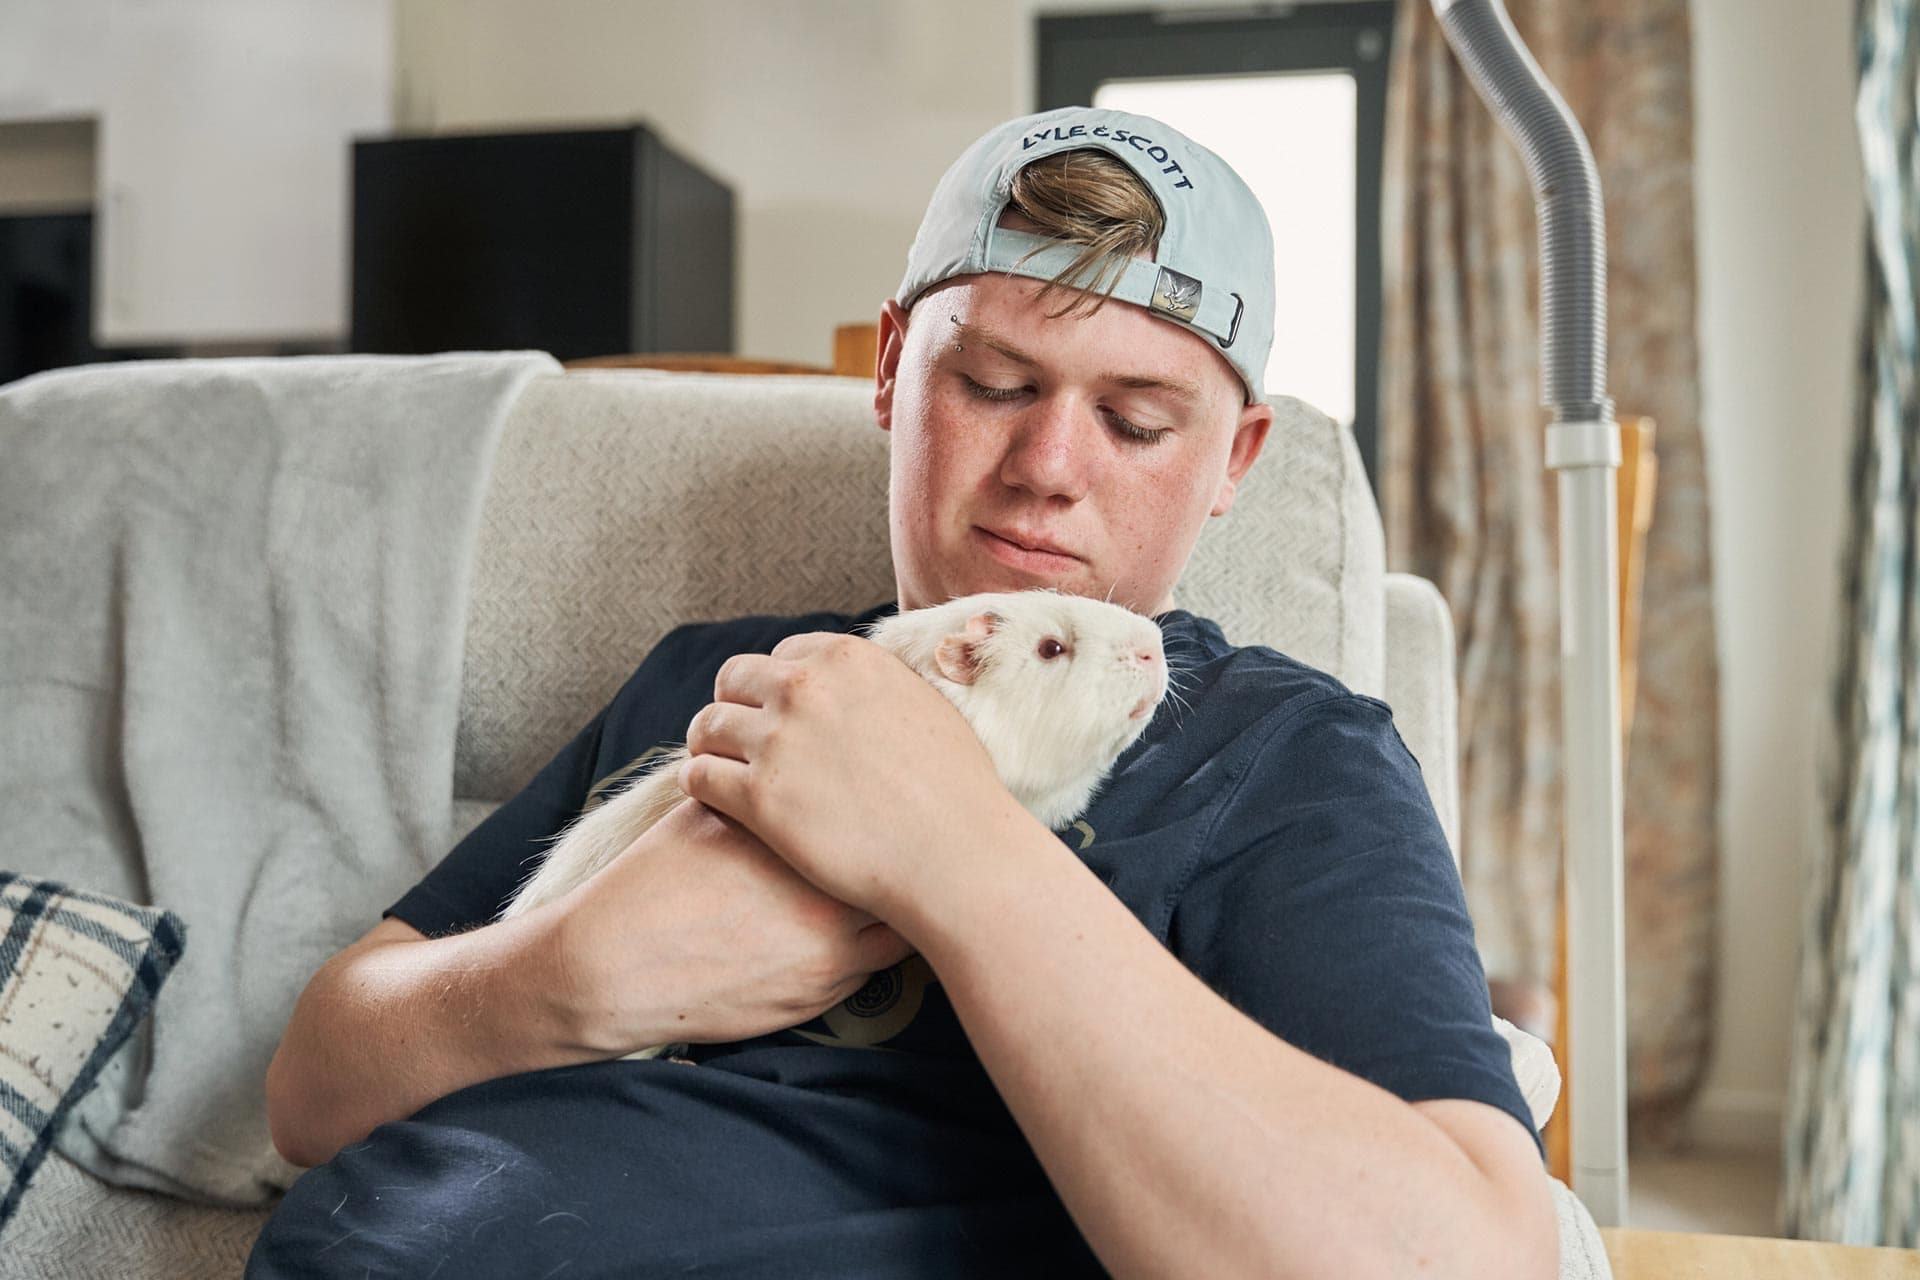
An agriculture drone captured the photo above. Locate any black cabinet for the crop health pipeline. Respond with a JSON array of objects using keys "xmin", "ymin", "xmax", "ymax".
[
  {"xmin": 351, "ymin": 125, "xmax": 735, "ymax": 360},
  {"xmin": 0, "ymin": 213, "xmax": 101, "ymax": 384}
]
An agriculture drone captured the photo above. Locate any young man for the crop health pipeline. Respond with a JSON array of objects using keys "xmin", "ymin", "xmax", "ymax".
[{"xmin": 255, "ymin": 108, "xmax": 1556, "ymax": 1278}]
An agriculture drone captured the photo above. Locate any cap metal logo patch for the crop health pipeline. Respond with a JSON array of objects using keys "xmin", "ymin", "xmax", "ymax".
[{"xmin": 1151, "ymin": 267, "xmax": 1201, "ymax": 323}]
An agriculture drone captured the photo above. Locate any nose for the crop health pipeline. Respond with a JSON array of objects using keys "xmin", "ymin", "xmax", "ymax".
[{"xmin": 998, "ymin": 395, "xmax": 1095, "ymax": 502}]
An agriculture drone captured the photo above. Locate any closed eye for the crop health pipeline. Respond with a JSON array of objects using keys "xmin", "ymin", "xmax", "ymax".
[
  {"xmin": 964, "ymin": 376, "xmax": 1171, "ymax": 446},
  {"xmin": 1103, "ymin": 409, "xmax": 1170, "ymax": 445},
  {"xmin": 963, "ymin": 375, "xmax": 1025, "ymax": 403}
]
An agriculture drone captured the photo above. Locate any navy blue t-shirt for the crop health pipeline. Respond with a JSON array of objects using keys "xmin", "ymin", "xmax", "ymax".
[{"xmin": 249, "ymin": 603, "xmax": 1537, "ymax": 1278}]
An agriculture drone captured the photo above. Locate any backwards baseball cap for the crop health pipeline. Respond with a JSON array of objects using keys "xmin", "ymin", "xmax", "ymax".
[{"xmin": 897, "ymin": 106, "xmax": 1276, "ymax": 404}]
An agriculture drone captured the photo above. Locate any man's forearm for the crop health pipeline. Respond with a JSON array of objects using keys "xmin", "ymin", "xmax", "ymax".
[
  {"xmin": 892, "ymin": 812, "xmax": 1556, "ymax": 1280},
  {"xmin": 264, "ymin": 910, "xmax": 602, "ymax": 1169}
]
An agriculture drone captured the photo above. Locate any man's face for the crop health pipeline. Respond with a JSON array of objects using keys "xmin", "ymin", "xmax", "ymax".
[{"xmin": 875, "ymin": 271, "xmax": 1272, "ymax": 615}]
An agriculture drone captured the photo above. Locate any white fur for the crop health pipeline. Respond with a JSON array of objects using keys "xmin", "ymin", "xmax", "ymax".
[
  {"xmin": 497, "ymin": 588, "xmax": 1168, "ymax": 1058},
  {"xmin": 861, "ymin": 589, "xmax": 1167, "ymax": 829}
]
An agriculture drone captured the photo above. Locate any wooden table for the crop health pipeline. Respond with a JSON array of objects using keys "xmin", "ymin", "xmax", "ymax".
[{"xmin": 1603, "ymin": 1228, "xmax": 1920, "ymax": 1278}]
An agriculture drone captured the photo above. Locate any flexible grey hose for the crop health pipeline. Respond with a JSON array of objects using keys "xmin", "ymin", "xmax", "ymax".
[
  {"xmin": 1428, "ymin": 0, "xmax": 1629, "ymax": 1229},
  {"xmin": 1432, "ymin": 0, "xmax": 1612, "ymax": 423}
]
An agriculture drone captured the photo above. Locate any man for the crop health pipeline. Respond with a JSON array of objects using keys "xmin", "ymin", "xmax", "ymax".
[{"xmin": 255, "ymin": 107, "xmax": 1555, "ymax": 1277}]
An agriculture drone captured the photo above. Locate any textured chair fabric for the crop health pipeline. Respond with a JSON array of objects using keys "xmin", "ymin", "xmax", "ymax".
[
  {"xmin": 1384, "ymin": 571, "xmax": 1462, "ymax": 859},
  {"xmin": 7, "ymin": 1151, "xmax": 264, "ymax": 1278}
]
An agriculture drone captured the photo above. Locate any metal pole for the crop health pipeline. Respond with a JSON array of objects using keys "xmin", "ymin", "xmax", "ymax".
[
  {"xmin": 1548, "ymin": 421, "xmax": 1629, "ymax": 1226},
  {"xmin": 1428, "ymin": 0, "xmax": 1630, "ymax": 1225}
]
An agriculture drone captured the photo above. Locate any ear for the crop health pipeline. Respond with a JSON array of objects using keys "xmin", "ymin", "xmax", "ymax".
[
  {"xmin": 874, "ymin": 299, "xmax": 910, "ymax": 433},
  {"xmin": 1210, "ymin": 400, "xmax": 1274, "ymax": 518},
  {"xmin": 931, "ymin": 611, "xmax": 999, "ymax": 685}
]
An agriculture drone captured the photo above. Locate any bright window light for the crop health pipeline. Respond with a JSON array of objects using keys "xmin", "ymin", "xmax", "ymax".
[{"xmin": 1094, "ymin": 74, "xmax": 1357, "ymax": 424}]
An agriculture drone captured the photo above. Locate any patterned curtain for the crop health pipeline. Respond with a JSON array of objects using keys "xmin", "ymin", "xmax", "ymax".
[
  {"xmin": 1379, "ymin": 0, "xmax": 1720, "ymax": 1131},
  {"xmin": 1783, "ymin": 0, "xmax": 1920, "ymax": 1245}
]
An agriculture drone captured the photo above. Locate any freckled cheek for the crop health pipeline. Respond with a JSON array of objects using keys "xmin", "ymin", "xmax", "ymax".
[
  {"xmin": 1111, "ymin": 470, "xmax": 1207, "ymax": 571},
  {"xmin": 890, "ymin": 436, "xmax": 969, "ymax": 548},
  {"xmin": 889, "ymin": 452, "xmax": 935, "ymax": 532},
  {"xmin": 914, "ymin": 413, "xmax": 1003, "ymax": 500},
  {"xmin": 1124, "ymin": 492, "xmax": 1177, "ymax": 553}
]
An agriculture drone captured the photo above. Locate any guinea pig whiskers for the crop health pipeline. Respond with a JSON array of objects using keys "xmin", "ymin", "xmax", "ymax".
[
  {"xmin": 1159, "ymin": 649, "xmax": 1203, "ymax": 678},
  {"xmin": 1154, "ymin": 659, "xmax": 1195, "ymax": 730}
]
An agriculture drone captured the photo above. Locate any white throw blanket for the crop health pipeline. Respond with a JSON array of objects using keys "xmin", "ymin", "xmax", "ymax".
[{"xmin": 0, "ymin": 352, "xmax": 557, "ymax": 1205}]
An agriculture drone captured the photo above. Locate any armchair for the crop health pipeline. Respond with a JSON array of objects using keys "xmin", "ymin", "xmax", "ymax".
[{"xmin": 2, "ymin": 363, "xmax": 1608, "ymax": 1276}]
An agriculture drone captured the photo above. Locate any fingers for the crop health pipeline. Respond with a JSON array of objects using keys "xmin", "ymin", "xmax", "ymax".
[
  {"xmin": 769, "ymin": 631, "xmax": 842, "ymax": 660},
  {"xmin": 684, "ymin": 700, "xmax": 758, "ymax": 763},
  {"xmin": 712, "ymin": 652, "xmax": 777, "ymax": 707},
  {"xmin": 716, "ymin": 632, "xmax": 881, "ymax": 711},
  {"xmin": 677, "ymin": 751, "xmax": 754, "ymax": 827},
  {"xmin": 715, "ymin": 632, "xmax": 844, "ymax": 704}
]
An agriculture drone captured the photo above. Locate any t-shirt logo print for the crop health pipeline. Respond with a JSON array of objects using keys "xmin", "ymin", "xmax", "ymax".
[{"xmin": 792, "ymin": 954, "xmax": 938, "ymax": 1048}]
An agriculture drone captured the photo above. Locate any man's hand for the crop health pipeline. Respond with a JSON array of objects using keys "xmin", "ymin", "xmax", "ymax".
[
  {"xmin": 541, "ymin": 791, "xmax": 912, "ymax": 1057},
  {"xmin": 676, "ymin": 631, "xmax": 1023, "ymax": 920}
]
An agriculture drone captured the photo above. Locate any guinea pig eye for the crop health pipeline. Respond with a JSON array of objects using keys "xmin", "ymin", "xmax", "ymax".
[{"xmin": 1037, "ymin": 637, "xmax": 1067, "ymax": 661}]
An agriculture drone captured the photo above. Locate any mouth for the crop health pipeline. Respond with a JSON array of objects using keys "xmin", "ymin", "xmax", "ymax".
[
  {"xmin": 1129, "ymin": 696, "xmax": 1155, "ymax": 720},
  {"xmin": 974, "ymin": 526, "xmax": 1080, "ymax": 574}
]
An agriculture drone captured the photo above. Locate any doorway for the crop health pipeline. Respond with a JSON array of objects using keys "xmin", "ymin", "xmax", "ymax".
[{"xmin": 1039, "ymin": 5, "xmax": 1394, "ymax": 487}]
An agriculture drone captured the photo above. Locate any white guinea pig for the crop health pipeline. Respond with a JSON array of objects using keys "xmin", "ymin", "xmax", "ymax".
[
  {"xmin": 497, "ymin": 589, "xmax": 1168, "ymax": 1056},
  {"xmin": 860, "ymin": 588, "xmax": 1169, "ymax": 830}
]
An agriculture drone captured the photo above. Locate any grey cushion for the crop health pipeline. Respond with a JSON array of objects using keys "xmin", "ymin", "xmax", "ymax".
[
  {"xmin": 456, "ymin": 372, "xmax": 894, "ymax": 803},
  {"xmin": 1384, "ymin": 572, "xmax": 1461, "ymax": 858},
  {"xmin": 1553, "ymin": 1177, "xmax": 1616, "ymax": 1278},
  {"xmin": 6, "ymin": 1150, "xmax": 268, "ymax": 1278}
]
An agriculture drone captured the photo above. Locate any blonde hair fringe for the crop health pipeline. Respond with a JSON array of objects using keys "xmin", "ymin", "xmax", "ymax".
[{"xmin": 1005, "ymin": 150, "xmax": 1164, "ymax": 320}]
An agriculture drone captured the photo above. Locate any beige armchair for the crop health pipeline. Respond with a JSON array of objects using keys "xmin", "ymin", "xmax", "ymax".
[{"xmin": 6, "ymin": 365, "xmax": 1608, "ymax": 1276}]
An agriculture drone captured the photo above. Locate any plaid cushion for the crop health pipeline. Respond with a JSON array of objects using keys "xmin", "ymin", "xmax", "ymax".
[{"xmin": 0, "ymin": 873, "xmax": 185, "ymax": 1236}]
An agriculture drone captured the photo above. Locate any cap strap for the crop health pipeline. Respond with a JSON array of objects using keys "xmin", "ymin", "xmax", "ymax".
[{"xmin": 984, "ymin": 229, "xmax": 1243, "ymax": 349}]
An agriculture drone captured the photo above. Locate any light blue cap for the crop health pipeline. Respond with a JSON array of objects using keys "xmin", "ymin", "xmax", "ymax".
[{"xmin": 897, "ymin": 106, "xmax": 1276, "ymax": 404}]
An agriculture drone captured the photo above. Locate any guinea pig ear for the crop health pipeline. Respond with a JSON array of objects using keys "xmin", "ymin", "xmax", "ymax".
[{"xmin": 932, "ymin": 611, "xmax": 999, "ymax": 686}]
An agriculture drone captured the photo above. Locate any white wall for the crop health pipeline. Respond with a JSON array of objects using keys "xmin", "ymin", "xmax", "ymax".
[
  {"xmin": 395, "ymin": 0, "xmax": 1859, "ymax": 1156},
  {"xmin": 394, "ymin": 0, "xmax": 1030, "ymax": 365},
  {"xmin": 391, "ymin": 0, "xmax": 1289, "ymax": 363},
  {"xmin": 1690, "ymin": 0, "xmax": 1859, "ymax": 1152}
]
